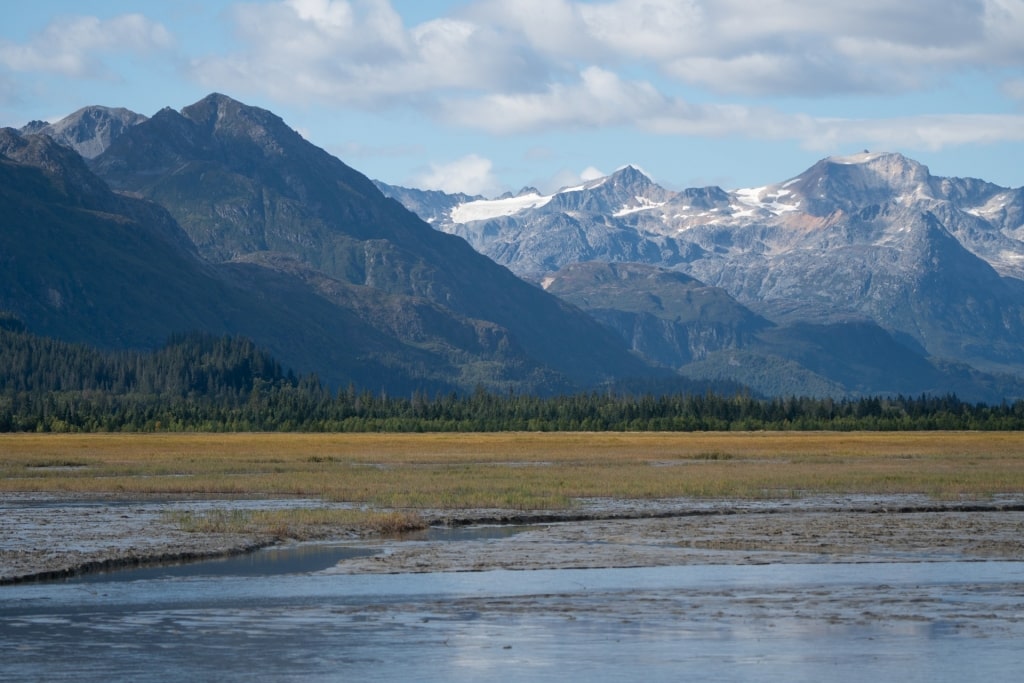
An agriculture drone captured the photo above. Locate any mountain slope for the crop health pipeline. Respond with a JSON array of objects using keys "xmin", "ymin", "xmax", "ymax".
[
  {"xmin": 0, "ymin": 128, "xmax": 593, "ymax": 393},
  {"xmin": 540, "ymin": 260, "xmax": 1021, "ymax": 400},
  {"xmin": 543, "ymin": 261, "xmax": 769, "ymax": 367},
  {"xmin": 0, "ymin": 128, "xmax": 441, "ymax": 390},
  {"xmin": 88, "ymin": 94, "xmax": 653, "ymax": 388}
]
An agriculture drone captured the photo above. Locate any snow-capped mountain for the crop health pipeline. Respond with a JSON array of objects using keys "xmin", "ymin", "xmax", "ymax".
[{"xmin": 379, "ymin": 153, "xmax": 1024, "ymax": 380}]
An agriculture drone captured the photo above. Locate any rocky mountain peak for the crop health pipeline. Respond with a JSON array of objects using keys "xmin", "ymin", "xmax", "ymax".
[
  {"xmin": 548, "ymin": 164, "xmax": 671, "ymax": 214},
  {"xmin": 179, "ymin": 93, "xmax": 296, "ymax": 155},
  {"xmin": 182, "ymin": 93, "xmax": 247, "ymax": 129},
  {"xmin": 608, "ymin": 164, "xmax": 651, "ymax": 185},
  {"xmin": 19, "ymin": 120, "xmax": 50, "ymax": 135},
  {"xmin": 677, "ymin": 185, "xmax": 731, "ymax": 209},
  {"xmin": 784, "ymin": 151, "xmax": 935, "ymax": 215},
  {"xmin": 20, "ymin": 105, "xmax": 147, "ymax": 159},
  {"xmin": 832, "ymin": 151, "xmax": 932, "ymax": 188}
]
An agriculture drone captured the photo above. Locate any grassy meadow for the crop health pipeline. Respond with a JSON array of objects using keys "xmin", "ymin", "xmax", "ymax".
[{"xmin": 3, "ymin": 431, "xmax": 1023, "ymax": 508}]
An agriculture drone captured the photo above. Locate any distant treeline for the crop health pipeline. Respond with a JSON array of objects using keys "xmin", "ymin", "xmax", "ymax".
[{"xmin": 2, "ymin": 328, "xmax": 1024, "ymax": 432}]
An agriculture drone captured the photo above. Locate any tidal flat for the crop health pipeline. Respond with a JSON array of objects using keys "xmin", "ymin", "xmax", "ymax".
[
  {"xmin": 3, "ymin": 433, "xmax": 1024, "ymax": 681},
  {"xmin": 2, "ymin": 431, "xmax": 1024, "ymax": 581}
]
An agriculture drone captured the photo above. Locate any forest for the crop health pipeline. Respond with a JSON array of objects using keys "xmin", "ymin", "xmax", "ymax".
[{"xmin": 2, "ymin": 325, "xmax": 1024, "ymax": 433}]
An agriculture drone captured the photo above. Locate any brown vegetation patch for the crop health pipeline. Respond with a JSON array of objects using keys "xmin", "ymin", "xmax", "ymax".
[{"xmin": 2, "ymin": 432, "xmax": 1023, "ymax": 508}]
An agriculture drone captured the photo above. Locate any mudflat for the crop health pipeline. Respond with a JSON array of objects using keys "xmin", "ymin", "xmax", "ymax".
[
  {"xmin": 3, "ymin": 432, "xmax": 1023, "ymax": 582},
  {"xmin": 3, "ymin": 493, "xmax": 1023, "ymax": 583},
  {"xmin": 342, "ymin": 500, "xmax": 1024, "ymax": 573}
]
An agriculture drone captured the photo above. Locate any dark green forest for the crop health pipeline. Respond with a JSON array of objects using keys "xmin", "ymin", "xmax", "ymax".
[{"xmin": 2, "ymin": 325, "xmax": 1024, "ymax": 433}]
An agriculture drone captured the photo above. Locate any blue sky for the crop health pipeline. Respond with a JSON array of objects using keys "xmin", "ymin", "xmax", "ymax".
[{"xmin": 2, "ymin": 0, "xmax": 1023, "ymax": 195}]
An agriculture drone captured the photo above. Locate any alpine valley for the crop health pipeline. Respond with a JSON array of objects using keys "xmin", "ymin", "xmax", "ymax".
[{"xmin": 4, "ymin": 93, "xmax": 1024, "ymax": 401}]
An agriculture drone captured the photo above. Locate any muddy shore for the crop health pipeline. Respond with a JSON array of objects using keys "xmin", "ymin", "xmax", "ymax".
[{"xmin": 2, "ymin": 493, "xmax": 1023, "ymax": 584}]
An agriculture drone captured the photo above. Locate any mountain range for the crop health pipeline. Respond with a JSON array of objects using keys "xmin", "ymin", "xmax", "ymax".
[
  {"xmin": 377, "ymin": 155, "xmax": 1024, "ymax": 400},
  {"xmin": 5, "ymin": 94, "xmax": 1024, "ymax": 401},
  {"xmin": 3, "ymin": 95, "xmax": 654, "ymax": 395}
]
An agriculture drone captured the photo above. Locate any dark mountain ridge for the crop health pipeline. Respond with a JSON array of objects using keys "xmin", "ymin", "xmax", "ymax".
[
  {"xmin": 0, "ymin": 129, "xmax": 455, "ymax": 391},
  {"xmin": 4, "ymin": 95, "xmax": 657, "ymax": 394},
  {"xmin": 88, "ymin": 94, "xmax": 652, "ymax": 387}
]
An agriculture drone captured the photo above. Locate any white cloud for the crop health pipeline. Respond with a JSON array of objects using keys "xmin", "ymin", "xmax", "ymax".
[
  {"xmin": 0, "ymin": 14, "xmax": 174, "ymax": 78},
  {"xmin": 466, "ymin": 0, "xmax": 601, "ymax": 60},
  {"xmin": 469, "ymin": 0, "xmax": 1019, "ymax": 97},
  {"xmin": 200, "ymin": 0, "xmax": 1024, "ymax": 105},
  {"xmin": 579, "ymin": 0, "xmax": 708, "ymax": 60},
  {"xmin": 412, "ymin": 153, "xmax": 502, "ymax": 196},
  {"xmin": 438, "ymin": 58, "xmax": 1024, "ymax": 154},
  {"xmin": 580, "ymin": 166, "xmax": 605, "ymax": 181},
  {"xmin": 188, "ymin": 0, "xmax": 1024, "ymax": 152},
  {"xmin": 441, "ymin": 66, "xmax": 682, "ymax": 133},
  {"xmin": 192, "ymin": 0, "xmax": 546, "ymax": 106}
]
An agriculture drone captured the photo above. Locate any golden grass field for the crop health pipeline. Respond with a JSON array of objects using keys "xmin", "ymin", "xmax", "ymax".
[{"xmin": 3, "ymin": 431, "xmax": 1023, "ymax": 509}]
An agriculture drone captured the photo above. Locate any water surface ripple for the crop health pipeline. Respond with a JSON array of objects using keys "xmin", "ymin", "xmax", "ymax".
[{"xmin": 2, "ymin": 560, "xmax": 1023, "ymax": 682}]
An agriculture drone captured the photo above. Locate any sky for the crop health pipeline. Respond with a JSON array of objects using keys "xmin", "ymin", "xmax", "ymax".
[{"xmin": 2, "ymin": 0, "xmax": 1023, "ymax": 196}]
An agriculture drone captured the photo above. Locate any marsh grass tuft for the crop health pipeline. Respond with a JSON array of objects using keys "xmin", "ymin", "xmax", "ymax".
[
  {"xmin": 23, "ymin": 460, "xmax": 89, "ymax": 468},
  {"xmin": 167, "ymin": 508, "xmax": 426, "ymax": 540},
  {"xmin": 690, "ymin": 451, "xmax": 734, "ymax": 461}
]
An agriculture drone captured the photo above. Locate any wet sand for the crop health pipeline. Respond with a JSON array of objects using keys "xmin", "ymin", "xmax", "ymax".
[{"xmin": 2, "ymin": 494, "xmax": 1023, "ymax": 583}]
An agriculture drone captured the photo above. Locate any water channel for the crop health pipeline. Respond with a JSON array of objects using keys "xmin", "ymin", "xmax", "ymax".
[{"xmin": 2, "ymin": 538, "xmax": 1023, "ymax": 682}]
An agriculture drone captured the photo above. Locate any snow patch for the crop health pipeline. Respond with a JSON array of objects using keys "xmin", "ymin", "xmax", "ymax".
[
  {"xmin": 450, "ymin": 192, "xmax": 553, "ymax": 223},
  {"xmin": 964, "ymin": 196, "xmax": 1009, "ymax": 218},
  {"xmin": 562, "ymin": 175, "xmax": 609, "ymax": 194},
  {"xmin": 613, "ymin": 196, "xmax": 666, "ymax": 217},
  {"xmin": 733, "ymin": 186, "xmax": 799, "ymax": 215},
  {"xmin": 831, "ymin": 151, "xmax": 884, "ymax": 165}
]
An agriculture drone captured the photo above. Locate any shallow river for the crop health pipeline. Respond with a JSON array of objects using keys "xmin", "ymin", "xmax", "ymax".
[{"xmin": 2, "ymin": 546, "xmax": 1023, "ymax": 682}]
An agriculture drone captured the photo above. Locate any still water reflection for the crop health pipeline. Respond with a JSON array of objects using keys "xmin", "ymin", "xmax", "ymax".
[{"xmin": 2, "ymin": 551, "xmax": 1023, "ymax": 682}]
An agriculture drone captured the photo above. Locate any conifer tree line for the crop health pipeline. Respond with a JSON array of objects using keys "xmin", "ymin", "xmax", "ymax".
[{"xmin": 2, "ymin": 327, "xmax": 1024, "ymax": 433}]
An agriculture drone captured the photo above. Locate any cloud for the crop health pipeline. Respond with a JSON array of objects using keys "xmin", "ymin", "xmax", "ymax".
[
  {"xmin": 191, "ymin": 0, "xmax": 547, "ymax": 106},
  {"xmin": 441, "ymin": 66, "xmax": 684, "ymax": 133},
  {"xmin": 201, "ymin": 1, "xmax": 1024, "ymax": 106},
  {"xmin": 411, "ymin": 153, "xmax": 502, "ymax": 196},
  {"xmin": 440, "ymin": 60, "xmax": 1024, "ymax": 153},
  {"xmin": 0, "ymin": 14, "xmax": 174, "ymax": 78},
  {"xmin": 470, "ymin": 0, "xmax": 1019, "ymax": 96},
  {"xmin": 191, "ymin": 0, "xmax": 1024, "ymax": 152},
  {"xmin": 801, "ymin": 114, "xmax": 1024, "ymax": 151}
]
